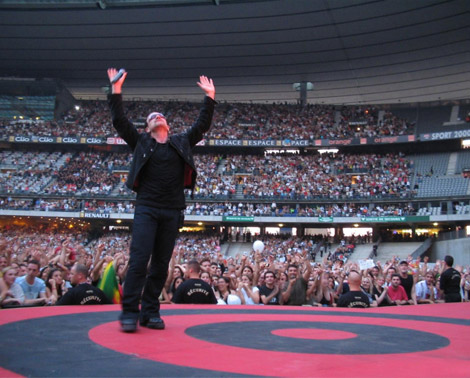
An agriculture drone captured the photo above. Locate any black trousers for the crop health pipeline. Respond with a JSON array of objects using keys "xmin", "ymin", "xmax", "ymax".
[
  {"xmin": 444, "ymin": 293, "xmax": 462, "ymax": 303},
  {"xmin": 121, "ymin": 205, "xmax": 181, "ymax": 320}
]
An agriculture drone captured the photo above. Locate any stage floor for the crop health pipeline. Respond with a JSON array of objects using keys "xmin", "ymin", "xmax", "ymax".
[{"xmin": 1, "ymin": 303, "xmax": 469, "ymax": 377}]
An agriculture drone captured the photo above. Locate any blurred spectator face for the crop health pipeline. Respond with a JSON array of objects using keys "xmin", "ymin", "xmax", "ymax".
[
  {"xmin": 19, "ymin": 265, "xmax": 27, "ymax": 276},
  {"xmin": 200, "ymin": 271, "xmax": 211, "ymax": 284},
  {"xmin": 242, "ymin": 266, "xmax": 253, "ymax": 278},
  {"xmin": 287, "ymin": 266, "xmax": 298, "ymax": 280},
  {"xmin": 391, "ymin": 276, "xmax": 401, "ymax": 288},
  {"xmin": 40, "ymin": 267, "xmax": 50, "ymax": 281},
  {"xmin": 328, "ymin": 277, "xmax": 335, "ymax": 289},
  {"xmin": 66, "ymin": 270, "xmax": 73, "ymax": 282},
  {"xmin": 173, "ymin": 267, "xmax": 183, "ymax": 278},
  {"xmin": 376, "ymin": 276, "xmax": 385, "ymax": 287},
  {"xmin": 241, "ymin": 275, "xmax": 252, "ymax": 286},
  {"xmin": 425, "ymin": 273, "xmax": 435, "ymax": 285},
  {"xmin": 174, "ymin": 277, "xmax": 184, "ymax": 290},
  {"xmin": 117, "ymin": 264, "xmax": 126, "ymax": 276},
  {"xmin": 399, "ymin": 264, "xmax": 409, "ymax": 274},
  {"xmin": 0, "ymin": 256, "xmax": 7, "ymax": 269},
  {"xmin": 52, "ymin": 270, "xmax": 63, "ymax": 285},
  {"xmin": 264, "ymin": 272, "xmax": 275, "ymax": 286},
  {"xmin": 27, "ymin": 262, "xmax": 40, "ymax": 280},
  {"xmin": 362, "ymin": 278, "xmax": 371, "ymax": 290},
  {"xmin": 371, "ymin": 267, "xmax": 379, "ymax": 277},
  {"xmin": 217, "ymin": 278, "xmax": 228, "ymax": 292},
  {"xmin": 210, "ymin": 263, "xmax": 218, "ymax": 275},
  {"xmin": 200, "ymin": 260, "xmax": 211, "ymax": 272},
  {"xmin": 3, "ymin": 268, "xmax": 16, "ymax": 286},
  {"xmin": 279, "ymin": 272, "xmax": 288, "ymax": 285}
]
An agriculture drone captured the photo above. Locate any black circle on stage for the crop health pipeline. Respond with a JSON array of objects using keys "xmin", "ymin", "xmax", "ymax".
[
  {"xmin": 1, "ymin": 307, "xmax": 469, "ymax": 377},
  {"xmin": 184, "ymin": 320, "xmax": 450, "ymax": 354}
]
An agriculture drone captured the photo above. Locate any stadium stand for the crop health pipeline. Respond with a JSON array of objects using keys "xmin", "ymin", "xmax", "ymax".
[{"xmin": 0, "ymin": 93, "xmax": 469, "ymax": 312}]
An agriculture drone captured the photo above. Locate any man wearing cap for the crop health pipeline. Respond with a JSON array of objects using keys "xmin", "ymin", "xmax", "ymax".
[
  {"xmin": 398, "ymin": 260, "xmax": 417, "ymax": 305},
  {"xmin": 107, "ymin": 68, "xmax": 216, "ymax": 332}
]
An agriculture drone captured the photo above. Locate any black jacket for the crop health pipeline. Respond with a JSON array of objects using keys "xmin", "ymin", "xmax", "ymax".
[{"xmin": 108, "ymin": 94, "xmax": 215, "ymax": 195}]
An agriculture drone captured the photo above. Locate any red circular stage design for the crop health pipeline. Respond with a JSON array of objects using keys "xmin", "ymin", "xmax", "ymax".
[{"xmin": 88, "ymin": 312, "xmax": 470, "ymax": 377}]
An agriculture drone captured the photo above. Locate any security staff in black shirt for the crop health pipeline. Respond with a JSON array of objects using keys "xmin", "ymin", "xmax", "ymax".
[
  {"xmin": 172, "ymin": 260, "xmax": 217, "ymax": 304},
  {"xmin": 57, "ymin": 264, "xmax": 110, "ymax": 306},
  {"xmin": 439, "ymin": 255, "xmax": 462, "ymax": 303}
]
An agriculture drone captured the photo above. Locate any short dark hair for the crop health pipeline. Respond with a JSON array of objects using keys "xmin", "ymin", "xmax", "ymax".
[
  {"xmin": 74, "ymin": 263, "xmax": 88, "ymax": 277},
  {"xmin": 444, "ymin": 255, "xmax": 454, "ymax": 267},
  {"xmin": 219, "ymin": 276, "xmax": 230, "ymax": 284},
  {"xmin": 188, "ymin": 259, "xmax": 201, "ymax": 273},
  {"xmin": 28, "ymin": 260, "xmax": 41, "ymax": 269},
  {"xmin": 391, "ymin": 273, "xmax": 401, "ymax": 280},
  {"xmin": 287, "ymin": 264, "xmax": 298, "ymax": 270},
  {"xmin": 264, "ymin": 270, "xmax": 276, "ymax": 279},
  {"xmin": 243, "ymin": 265, "xmax": 253, "ymax": 274}
]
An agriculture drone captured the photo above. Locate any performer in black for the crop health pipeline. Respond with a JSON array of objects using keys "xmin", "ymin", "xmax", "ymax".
[
  {"xmin": 107, "ymin": 68, "xmax": 216, "ymax": 332},
  {"xmin": 439, "ymin": 255, "xmax": 462, "ymax": 303},
  {"xmin": 172, "ymin": 260, "xmax": 217, "ymax": 304}
]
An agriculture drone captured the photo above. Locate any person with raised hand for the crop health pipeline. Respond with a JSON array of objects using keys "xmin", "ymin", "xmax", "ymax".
[{"xmin": 106, "ymin": 68, "xmax": 216, "ymax": 332}]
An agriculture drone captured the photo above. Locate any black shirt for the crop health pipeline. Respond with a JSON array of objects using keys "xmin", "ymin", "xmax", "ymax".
[
  {"xmin": 137, "ymin": 141, "xmax": 186, "ymax": 209},
  {"xmin": 399, "ymin": 274, "xmax": 414, "ymax": 300},
  {"xmin": 56, "ymin": 283, "xmax": 111, "ymax": 305},
  {"xmin": 172, "ymin": 279, "xmax": 217, "ymax": 304},
  {"xmin": 337, "ymin": 290, "xmax": 370, "ymax": 308},
  {"xmin": 258, "ymin": 285, "xmax": 280, "ymax": 305},
  {"xmin": 440, "ymin": 267, "xmax": 461, "ymax": 302}
]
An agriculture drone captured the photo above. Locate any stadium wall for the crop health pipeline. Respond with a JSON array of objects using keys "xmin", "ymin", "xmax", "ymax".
[{"xmin": 431, "ymin": 238, "xmax": 470, "ymax": 266}]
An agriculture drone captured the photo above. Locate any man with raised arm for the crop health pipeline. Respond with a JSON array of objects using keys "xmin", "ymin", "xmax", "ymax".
[{"xmin": 107, "ymin": 68, "xmax": 216, "ymax": 332}]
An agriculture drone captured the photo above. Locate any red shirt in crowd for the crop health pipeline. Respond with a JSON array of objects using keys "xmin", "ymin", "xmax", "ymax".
[{"xmin": 387, "ymin": 284, "xmax": 408, "ymax": 301}]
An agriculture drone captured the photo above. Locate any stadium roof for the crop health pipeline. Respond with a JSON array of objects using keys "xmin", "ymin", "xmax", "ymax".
[{"xmin": 0, "ymin": 0, "xmax": 469, "ymax": 104}]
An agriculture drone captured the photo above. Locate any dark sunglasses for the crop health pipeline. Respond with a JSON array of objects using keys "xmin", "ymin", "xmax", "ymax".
[{"xmin": 147, "ymin": 112, "xmax": 165, "ymax": 122}]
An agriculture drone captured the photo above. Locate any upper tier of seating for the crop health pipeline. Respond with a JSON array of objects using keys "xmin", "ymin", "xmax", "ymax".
[{"xmin": 0, "ymin": 149, "xmax": 468, "ymax": 200}]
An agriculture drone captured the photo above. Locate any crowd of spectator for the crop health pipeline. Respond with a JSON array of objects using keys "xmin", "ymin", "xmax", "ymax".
[
  {"xmin": 0, "ymin": 195, "xmax": 423, "ymax": 219},
  {"xmin": 0, "ymin": 99, "xmax": 414, "ymax": 141},
  {"xmin": 204, "ymin": 152, "xmax": 413, "ymax": 200},
  {"xmin": 185, "ymin": 202, "xmax": 416, "ymax": 218},
  {"xmin": 0, "ymin": 150, "xmax": 414, "ymax": 200},
  {"xmin": 0, "ymin": 225, "xmax": 467, "ymax": 308}
]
